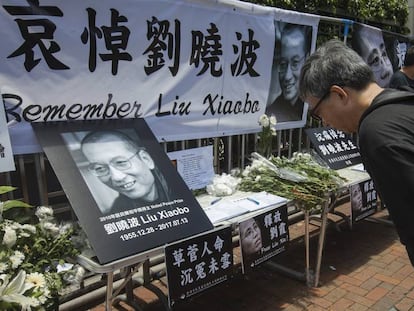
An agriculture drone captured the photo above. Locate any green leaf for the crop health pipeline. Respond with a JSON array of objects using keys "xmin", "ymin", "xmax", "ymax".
[
  {"xmin": 3, "ymin": 200, "xmax": 32, "ymax": 211},
  {"xmin": 0, "ymin": 186, "xmax": 17, "ymax": 195}
]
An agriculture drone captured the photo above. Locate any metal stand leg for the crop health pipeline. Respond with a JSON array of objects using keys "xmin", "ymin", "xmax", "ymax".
[
  {"xmin": 143, "ymin": 260, "xmax": 171, "ymax": 311},
  {"xmin": 313, "ymin": 201, "xmax": 330, "ymax": 287},
  {"xmin": 105, "ymin": 271, "xmax": 114, "ymax": 311},
  {"xmin": 113, "ymin": 264, "xmax": 145, "ymax": 311},
  {"xmin": 304, "ymin": 210, "xmax": 314, "ymax": 286}
]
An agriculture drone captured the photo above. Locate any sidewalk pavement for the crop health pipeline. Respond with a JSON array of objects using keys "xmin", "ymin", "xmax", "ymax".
[{"xmin": 89, "ymin": 205, "xmax": 414, "ymax": 311}]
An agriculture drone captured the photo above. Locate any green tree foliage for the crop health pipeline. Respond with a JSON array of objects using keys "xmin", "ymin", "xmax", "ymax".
[{"xmin": 245, "ymin": 0, "xmax": 409, "ymax": 34}]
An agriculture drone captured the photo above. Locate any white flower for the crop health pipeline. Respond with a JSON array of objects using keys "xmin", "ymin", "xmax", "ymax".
[
  {"xmin": 255, "ymin": 175, "xmax": 262, "ymax": 182},
  {"xmin": 3, "ymin": 226, "xmax": 17, "ymax": 247},
  {"xmin": 269, "ymin": 115, "xmax": 277, "ymax": 126},
  {"xmin": 26, "ymin": 272, "xmax": 46, "ymax": 288},
  {"xmin": 58, "ymin": 223, "xmax": 73, "ymax": 235},
  {"xmin": 37, "ymin": 288, "xmax": 50, "ymax": 304},
  {"xmin": 41, "ymin": 222, "xmax": 60, "ymax": 235},
  {"xmin": 0, "ymin": 270, "xmax": 40, "ymax": 310},
  {"xmin": 35, "ymin": 206, "xmax": 54, "ymax": 220},
  {"xmin": 271, "ymin": 127, "xmax": 277, "ymax": 136},
  {"xmin": 10, "ymin": 250, "xmax": 25, "ymax": 269},
  {"xmin": 21, "ymin": 224, "xmax": 36, "ymax": 234},
  {"xmin": 242, "ymin": 166, "xmax": 251, "ymax": 177},
  {"xmin": 206, "ymin": 173, "xmax": 241, "ymax": 196},
  {"xmin": 0, "ymin": 262, "xmax": 8, "ymax": 273},
  {"xmin": 9, "ymin": 221, "xmax": 21, "ymax": 230},
  {"xmin": 259, "ymin": 114, "xmax": 270, "ymax": 127}
]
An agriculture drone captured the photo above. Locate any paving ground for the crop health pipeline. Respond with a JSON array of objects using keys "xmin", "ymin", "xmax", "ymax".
[{"xmin": 86, "ymin": 205, "xmax": 414, "ymax": 311}]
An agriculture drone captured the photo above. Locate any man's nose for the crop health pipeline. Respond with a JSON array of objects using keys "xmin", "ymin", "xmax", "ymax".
[
  {"xmin": 284, "ymin": 65, "xmax": 294, "ymax": 80},
  {"xmin": 108, "ymin": 165, "xmax": 127, "ymax": 180}
]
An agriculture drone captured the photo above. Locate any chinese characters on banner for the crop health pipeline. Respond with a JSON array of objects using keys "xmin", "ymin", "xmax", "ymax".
[
  {"xmin": 164, "ymin": 226, "xmax": 233, "ymax": 307},
  {"xmin": 305, "ymin": 126, "xmax": 362, "ymax": 170},
  {"xmin": 239, "ymin": 204, "xmax": 289, "ymax": 274},
  {"xmin": 32, "ymin": 118, "xmax": 213, "ymax": 264},
  {"xmin": 350, "ymin": 180, "xmax": 378, "ymax": 223},
  {"xmin": 0, "ymin": 0, "xmax": 319, "ymax": 155}
]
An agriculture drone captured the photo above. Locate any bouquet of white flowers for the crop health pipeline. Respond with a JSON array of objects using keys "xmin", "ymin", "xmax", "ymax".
[{"xmin": 0, "ymin": 186, "xmax": 84, "ymax": 311}]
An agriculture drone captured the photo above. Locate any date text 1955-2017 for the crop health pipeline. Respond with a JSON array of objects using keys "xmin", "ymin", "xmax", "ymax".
[{"xmin": 100, "ymin": 202, "xmax": 192, "ymax": 242}]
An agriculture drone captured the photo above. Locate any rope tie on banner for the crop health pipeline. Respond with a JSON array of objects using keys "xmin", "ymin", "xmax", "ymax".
[{"xmin": 342, "ymin": 19, "xmax": 354, "ymax": 44}]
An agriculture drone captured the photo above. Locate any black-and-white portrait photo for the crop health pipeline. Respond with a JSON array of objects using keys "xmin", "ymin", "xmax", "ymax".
[
  {"xmin": 266, "ymin": 22, "xmax": 313, "ymax": 123},
  {"xmin": 351, "ymin": 23, "xmax": 394, "ymax": 87},
  {"xmin": 61, "ymin": 129, "xmax": 172, "ymax": 215}
]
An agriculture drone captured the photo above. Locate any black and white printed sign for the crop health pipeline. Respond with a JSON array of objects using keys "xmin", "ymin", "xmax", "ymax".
[
  {"xmin": 165, "ymin": 226, "xmax": 233, "ymax": 307},
  {"xmin": 239, "ymin": 204, "xmax": 289, "ymax": 274},
  {"xmin": 32, "ymin": 118, "xmax": 213, "ymax": 264},
  {"xmin": 305, "ymin": 126, "xmax": 362, "ymax": 169},
  {"xmin": 350, "ymin": 179, "xmax": 378, "ymax": 223}
]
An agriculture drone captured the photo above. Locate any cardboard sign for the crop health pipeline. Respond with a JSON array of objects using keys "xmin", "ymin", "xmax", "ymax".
[
  {"xmin": 165, "ymin": 226, "xmax": 233, "ymax": 307},
  {"xmin": 350, "ymin": 179, "xmax": 378, "ymax": 223},
  {"xmin": 32, "ymin": 118, "xmax": 213, "ymax": 264},
  {"xmin": 239, "ymin": 204, "xmax": 289, "ymax": 274},
  {"xmin": 305, "ymin": 126, "xmax": 362, "ymax": 170}
]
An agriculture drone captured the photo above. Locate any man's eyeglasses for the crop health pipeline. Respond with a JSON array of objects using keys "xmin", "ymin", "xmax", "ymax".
[
  {"xmin": 278, "ymin": 55, "xmax": 306, "ymax": 74},
  {"xmin": 88, "ymin": 151, "xmax": 140, "ymax": 177},
  {"xmin": 309, "ymin": 90, "xmax": 331, "ymax": 122}
]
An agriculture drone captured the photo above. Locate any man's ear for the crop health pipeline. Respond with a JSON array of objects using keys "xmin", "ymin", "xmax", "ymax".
[
  {"xmin": 138, "ymin": 150, "xmax": 155, "ymax": 170},
  {"xmin": 330, "ymin": 85, "xmax": 348, "ymax": 100}
]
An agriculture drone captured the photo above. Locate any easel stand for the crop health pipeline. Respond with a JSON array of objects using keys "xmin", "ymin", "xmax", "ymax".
[{"xmin": 77, "ymin": 247, "xmax": 171, "ymax": 311}]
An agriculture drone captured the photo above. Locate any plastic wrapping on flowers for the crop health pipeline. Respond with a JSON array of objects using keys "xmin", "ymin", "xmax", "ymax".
[{"xmin": 238, "ymin": 152, "xmax": 347, "ymax": 212}]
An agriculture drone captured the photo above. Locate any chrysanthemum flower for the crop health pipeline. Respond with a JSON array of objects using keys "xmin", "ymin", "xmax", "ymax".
[
  {"xmin": 10, "ymin": 250, "xmax": 25, "ymax": 269},
  {"xmin": 26, "ymin": 272, "xmax": 46, "ymax": 288},
  {"xmin": 2, "ymin": 227, "xmax": 17, "ymax": 247}
]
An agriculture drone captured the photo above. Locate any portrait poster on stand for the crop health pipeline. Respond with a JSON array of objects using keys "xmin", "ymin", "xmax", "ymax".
[
  {"xmin": 239, "ymin": 204, "xmax": 289, "ymax": 274},
  {"xmin": 350, "ymin": 179, "xmax": 378, "ymax": 224},
  {"xmin": 305, "ymin": 126, "xmax": 361, "ymax": 170},
  {"xmin": 164, "ymin": 226, "xmax": 233, "ymax": 308},
  {"xmin": 32, "ymin": 118, "xmax": 213, "ymax": 264}
]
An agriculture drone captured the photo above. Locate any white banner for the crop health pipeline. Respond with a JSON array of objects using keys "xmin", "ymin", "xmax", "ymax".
[
  {"xmin": 0, "ymin": 0, "xmax": 319, "ymax": 154},
  {"xmin": 0, "ymin": 91, "xmax": 15, "ymax": 172}
]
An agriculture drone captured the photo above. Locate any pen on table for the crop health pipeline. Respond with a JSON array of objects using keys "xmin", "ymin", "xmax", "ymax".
[
  {"xmin": 211, "ymin": 198, "xmax": 222, "ymax": 205},
  {"xmin": 246, "ymin": 197, "xmax": 260, "ymax": 205}
]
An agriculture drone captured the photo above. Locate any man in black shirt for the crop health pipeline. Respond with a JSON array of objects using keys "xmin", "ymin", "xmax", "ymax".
[{"xmin": 299, "ymin": 39, "xmax": 414, "ymax": 265}]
